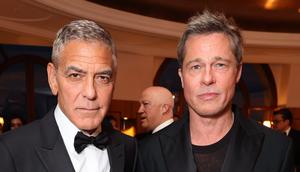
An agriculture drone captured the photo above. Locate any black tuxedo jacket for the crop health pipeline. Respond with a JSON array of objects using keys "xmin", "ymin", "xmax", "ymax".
[
  {"xmin": 288, "ymin": 128, "xmax": 300, "ymax": 169},
  {"xmin": 138, "ymin": 107, "xmax": 293, "ymax": 172},
  {"xmin": 0, "ymin": 110, "xmax": 137, "ymax": 172}
]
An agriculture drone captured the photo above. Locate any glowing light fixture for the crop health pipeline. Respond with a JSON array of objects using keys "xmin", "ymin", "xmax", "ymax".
[
  {"xmin": 0, "ymin": 117, "xmax": 4, "ymax": 126},
  {"xmin": 264, "ymin": 0, "xmax": 276, "ymax": 10},
  {"xmin": 263, "ymin": 120, "xmax": 272, "ymax": 128},
  {"xmin": 123, "ymin": 117, "xmax": 128, "ymax": 120},
  {"xmin": 121, "ymin": 126, "xmax": 136, "ymax": 137}
]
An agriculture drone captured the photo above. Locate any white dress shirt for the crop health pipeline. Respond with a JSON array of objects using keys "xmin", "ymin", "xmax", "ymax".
[
  {"xmin": 284, "ymin": 126, "xmax": 291, "ymax": 136},
  {"xmin": 152, "ymin": 118, "xmax": 174, "ymax": 134},
  {"xmin": 54, "ymin": 105, "xmax": 110, "ymax": 172}
]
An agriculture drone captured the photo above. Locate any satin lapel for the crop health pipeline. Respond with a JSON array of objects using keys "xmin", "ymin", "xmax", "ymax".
[
  {"xmin": 107, "ymin": 133, "xmax": 125, "ymax": 172},
  {"xmin": 35, "ymin": 111, "xmax": 75, "ymax": 172},
  {"xmin": 159, "ymin": 119, "xmax": 196, "ymax": 172},
  {"xmin": 221, "ymin": 111, "xmax": 265, "ymax": 172}
]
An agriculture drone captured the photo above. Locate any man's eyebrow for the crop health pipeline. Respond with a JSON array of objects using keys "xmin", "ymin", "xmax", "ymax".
[
  {"xmin": 185, "ymin": 56, "xmax": 231, "ymax": 67},
  {"xmin": 185, "ymin": 58, "xmax": 202, "ymax": 67},
  {"xmin": 65, "ymin": 66, "xmax": 86, "ymax": 74},
  {"xmin": 214, "ymin": 56, "xmax": 231, "ymax": 62},
  {"xmin": 96, "ymin": 69, "xmax": 113, "ymax": 76}
]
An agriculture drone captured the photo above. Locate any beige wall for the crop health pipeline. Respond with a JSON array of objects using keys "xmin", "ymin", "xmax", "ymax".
[
  {"xmin": 270, "ymin": 64, "xmax": 300, "ymax": 108},
  {"xmin": 113, "ymin": 51, "xmax": 164, "ymax": 101}
]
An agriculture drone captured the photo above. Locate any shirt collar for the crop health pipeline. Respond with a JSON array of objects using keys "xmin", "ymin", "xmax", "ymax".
[
  {"xmin": 285, "ymin": 126, "xmax": 291, "ymax": 135},
  {"xmin": 54, "ymin": 105, "xmax": 80, "ymax": 155},
  {"xmin": 152, "ymin": 118, "xmax": 174, "ymax": 134}
]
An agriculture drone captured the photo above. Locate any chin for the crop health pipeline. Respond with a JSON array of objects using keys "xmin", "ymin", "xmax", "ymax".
[
  {"xmin": 76, "ymin": 119, "xmax": 101, "ymax": 130},
  {"xmin": 193, "ymin": 104, "xmax": 225, "ymax": 117}
]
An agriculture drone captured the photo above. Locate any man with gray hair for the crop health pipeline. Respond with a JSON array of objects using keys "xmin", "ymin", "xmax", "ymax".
[
  {"xmin": 0, "ymin": 20, "xmax": 137, "ymax": 172},
  {"xmin": 138, "ymin": 11, "xmax": 293, "ymax": 172}
]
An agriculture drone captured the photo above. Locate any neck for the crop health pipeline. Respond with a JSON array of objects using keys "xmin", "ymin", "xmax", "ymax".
[{"xmin": 189, "ymin": 108, "xmax": 234, "ymax": 146}]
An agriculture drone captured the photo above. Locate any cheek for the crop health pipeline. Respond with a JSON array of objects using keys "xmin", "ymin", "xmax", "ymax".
[
  {"xmin": 217, "ymin": 72, "xmax": 237, "ymax": 91},
  {"xmin": 183, "ymin": 76, "xmax": 197, "ymax": 92},
  {"xmin": 97, "ymin": 85, "xmax": 113, "ymax": 100}
]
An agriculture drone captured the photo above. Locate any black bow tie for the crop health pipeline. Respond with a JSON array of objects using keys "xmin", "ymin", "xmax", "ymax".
[{"xmin": 74, "ymin": 131, "xmax": 110, "ymax": 153}]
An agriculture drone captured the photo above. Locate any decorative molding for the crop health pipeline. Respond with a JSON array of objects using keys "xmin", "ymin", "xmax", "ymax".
[
  {"xmin": 33, "ymin": 0, "xmax": 300, "ymax": 48},
  {"xmin": 33, "ymin": 0, "xmax": 184, "ymax": 37},
  {"xmin": 0, "ymin": 19, "xmax": 54, "ymax": 39}
]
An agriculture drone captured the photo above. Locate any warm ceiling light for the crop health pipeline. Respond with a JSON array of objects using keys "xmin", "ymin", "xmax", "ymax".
[
  {"xmin": 298, "ymin": 8, "xmax": 300, "ymax": 13},
  {"xmin": 0, "ymin": 117, "xmax": 4, "ymax": 126},
  {"xmin": 263, "ymin": 120, "xmax": 272, "ymax": 128},
  {"xmin": 264, "ymin": 0, "xmax": 276, "ymax": 10},
  {"xmin": 121, "ymin": 126, "xmax": 136, "ymax": 137}
]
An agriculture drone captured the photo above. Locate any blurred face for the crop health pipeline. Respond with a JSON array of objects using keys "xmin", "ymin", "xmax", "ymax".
[
  {"xmin": 47, "ymin": 40, "xmax": 115, "ymax": 132},
  {"xmin": 178, "ymin": 33, "xmax": 242, "ymax": 118},
  {"xmin": 273, "ymin": 114, "xmax": 290, "ymax": 132},
  {"xmin": 11, "ymin": 118, "xmax": 23, "ymax": 130},
  {"xmin": 138, "ymin": 91, "xmax": 163, "ymax": 131}
]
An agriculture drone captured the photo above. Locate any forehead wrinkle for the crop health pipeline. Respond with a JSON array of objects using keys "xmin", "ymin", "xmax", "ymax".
[{"xmin": 65, "ymin": 55, "xmax": 113, "ymax": 64}]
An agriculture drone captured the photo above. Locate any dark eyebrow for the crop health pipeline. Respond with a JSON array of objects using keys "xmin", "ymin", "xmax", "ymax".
[
  {"xmin": 65, "ymin": 66, "xmax": 86, "ymax": 74},
  {"xmin": 96, "ymin": 69, "xmax": 113, "ymax": 76}
]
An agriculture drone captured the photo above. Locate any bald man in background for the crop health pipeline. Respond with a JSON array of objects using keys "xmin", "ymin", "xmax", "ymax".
[{"xmin": 138, "ymin": 86, "xmax": 175, "ymax": 134}]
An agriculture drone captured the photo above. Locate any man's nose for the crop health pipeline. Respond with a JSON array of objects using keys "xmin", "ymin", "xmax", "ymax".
[
  {"xmin": 82, "ymin": 77, "xmax": 97, "ymax": 100},
  {"xmin": 138, "ymin": 105, "xmax": 143, "ymax": 114},
  {"xmin": 201, "ymin": 67, "xmax": 216, "ymax": 85}
]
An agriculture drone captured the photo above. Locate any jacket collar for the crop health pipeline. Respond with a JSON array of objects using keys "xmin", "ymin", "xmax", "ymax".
[
  {"xmin": 104, "ymin": 124, "xmax": 126, "ymax": 172},
  {"xmin": 221, "ymin": 106, "xmax": 265, "ymax": 172},
  {"xmin": 35, "ymin": 110, "xmax": 75, "ymax": 172},
  {"xmin": 159, "ymin": 113, "xmax": 197, "ymax": 172}
]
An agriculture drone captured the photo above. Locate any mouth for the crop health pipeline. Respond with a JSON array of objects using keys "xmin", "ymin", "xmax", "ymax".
[
  {"xmin": 140, "ymin": 116, "xmax": 147, "ymax": 122},
  {"xmin": 198, "ymin": 92, "xmax": 219, "ymax": 101},
  {"xmin": 76, "ymin": 107, "xmax": 100, "ymax": 112}
]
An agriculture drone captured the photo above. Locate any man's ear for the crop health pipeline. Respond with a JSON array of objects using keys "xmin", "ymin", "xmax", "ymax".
[
  {"xmin": 47, "ymin": 63, "xmax": 58, "ymax": 95},
  {"xmin": 178, "ymin": 68, "xmax": 184, "ymax": 88},
  {"xmin": 236, "ymin": 63, "xmax": 243, "ymax": 83},
  {"xmin": 161, "ymin": 104, "xmax": 170, "ymax": 115}
]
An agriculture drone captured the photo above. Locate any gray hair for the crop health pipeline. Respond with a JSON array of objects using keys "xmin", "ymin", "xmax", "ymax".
[
  {"xmin": 177, "ymin": 10, "xmax": 243, "ymax": 67},
  {"xmin": 52, "ymin": 20, "xmax": 117, "ymax": 69}
]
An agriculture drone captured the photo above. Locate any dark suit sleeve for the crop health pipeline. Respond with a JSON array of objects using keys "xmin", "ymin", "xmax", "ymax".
[
  {"xmin": 280, "ymin": 139, "xmax": 294, "ymax": 172},
  {"xmin": 0, "ymin": 138, "xmax": 17, "ymax": 172}
]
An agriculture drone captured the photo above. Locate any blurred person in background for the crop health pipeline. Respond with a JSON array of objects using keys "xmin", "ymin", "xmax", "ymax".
[
  {"xmin": 138, "ymin": 86, "xmax": 175, "ymax": 134},
  {"xmin": 9, "ymin": 115, "xmax": 24, "ymax": 130},
  {"xmin": 274, "ymin": 108, "xmax": 300, "ymax": 171}
]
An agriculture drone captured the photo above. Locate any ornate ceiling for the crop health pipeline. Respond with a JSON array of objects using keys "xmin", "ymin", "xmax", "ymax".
[{"xmin": 89, "ymin": 0, "xmax": 300, "ymax": 33}]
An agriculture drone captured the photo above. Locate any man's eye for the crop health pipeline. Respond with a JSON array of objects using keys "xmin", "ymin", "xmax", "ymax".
[
  {"xmin": 96, "ymin": 75, "xmax": 111, "ymax": 84},
  {"xmin": 216, "ymin": 63, "xmax": 225, "ymax": 67},
  {"xmin": 214, "ymin": 63, "xmax": 228, "ymax": 69},
  {"xmin": 191, "ymin": 64, "xmax": 201, "ymax": 70},
  {"xmin": 68, "ymin": 73, "xmax": 81, "ymax": 78}
]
